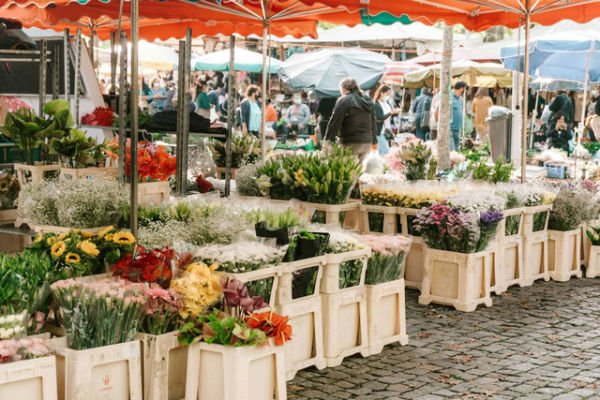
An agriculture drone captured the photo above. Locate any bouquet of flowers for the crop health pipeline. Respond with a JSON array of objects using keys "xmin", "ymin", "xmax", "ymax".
[
  {"xmin": 549, "ymin": 187, "xmax": 597, "ymax": 231},
  {"xmin": 80, "ymin": 107, "xmax": 115, "ymax": 127},
  {"xmin": 221, "ymin": 277, "xmax": 268, "ymax": 320},
  {"xmin": 0, "ymin": 171, "xmax": 19, "ymax": 211},
  {"xmin": 446, "ymin": 190, "xmax": 507, "ymax": 213},
  {"xmin": 191, "ymin": 241, "xmax": 287, "ymax": 274},
  {"xmin": 353, "ymin": 234, "xmax": 412, "ymax": 285},
  {"xmin": 141, "ymin": 284, "xmax": 183, "ymax": 335},
  {"xmin": 207, "ymin": 135, "xmax": 256, "ymax": 168},
  {"xmin": 169, "ymin": 262, "xmax": 222, "ymax": 320},
  {"xmin": 0, "ymin": 338, "xmax": 52, "ymax": 363},
  {"xmin": 51, "ymin": 278, "xmax": 148, "ymax": 350},
  {"xmin": 246, "ymin": 311, "xmax": 292, "ymax": 346},
  {"xmin": 111, "ymin": 247, "xmax": 177, "ymax": 288},
  {"xmin": 384, "ymin": 138, "xmax": 432, "ymax": 180},
  {"xmin": 195, "ymin": 175, "xmax": 212, "ymax": 193},
  {"xmin": 106, "ymin": 139, "xmax": 176, "ymax": 182},
  {"xmin": 415, "ymin": 202, "xmax": 503, "ymax": 254}
]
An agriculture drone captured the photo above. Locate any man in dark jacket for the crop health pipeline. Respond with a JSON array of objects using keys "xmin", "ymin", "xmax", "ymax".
[{"xmin": 324, "ymin": 78, "xmax": 377, "ymax": 163}]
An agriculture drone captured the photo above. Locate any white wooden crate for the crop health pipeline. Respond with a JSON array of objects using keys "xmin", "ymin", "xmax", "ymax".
[
  {"xmin": 586, "ymin": 245, "xmax": 600, "ymax": 278},
  {"xmin": 222, "ymin": 265, "xmax": 281, "ymax": 309},
  {"xmin": 136, "ymin": 181, "xmax": 170, "ymax": 206},
  {"xmin": 185, "ymin": 339, "xmax": 287, "ymax": 400},
  {"xmin": 60, "ymin": 167, "xmax": 118, "ymax": 181},
  {"xmin": 359, "ymin": 204, "xmax": 399, "ymax": 235},
  {"xmin": 365, "ymin": 279, "xmax": 408, "ymax": 356},
  {"xmin": 321, "ymin": 248, "xmax": 371, "ymax": 294},
  {"xmin": 419, "ymin": 247, "xmax": 493, "ymax": 312},
  {"xmin": 521, "ymin": 230, "xmax": 550, "ymax": 286},
  {"xmin": 0, "ymin": 355, "xmax": 57, "ymax": 400},
  {"xmin": 548, "ymin": 229, "xmax": 582, "ymax": 282}
]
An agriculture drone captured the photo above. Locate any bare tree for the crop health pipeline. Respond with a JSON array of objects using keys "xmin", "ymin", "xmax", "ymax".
[{"xmin": 437, "ymin": 24, "xmax": 453, "ymax": 171}]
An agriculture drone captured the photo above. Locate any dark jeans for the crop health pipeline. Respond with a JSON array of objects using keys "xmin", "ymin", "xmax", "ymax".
[{"xmin": 283, "ymin": 123, "xmax": 306, "ymax": 142}]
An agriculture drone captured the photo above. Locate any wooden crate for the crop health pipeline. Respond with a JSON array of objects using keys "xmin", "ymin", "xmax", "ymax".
[
  {"xmin": 418, "ymin": 247, "xmax": 493, "ymax": 312},
  {"xmin": 13, "ymin": 163, "xmax": 60, "ymax": 185},
  {"xmin": 521, "ymin": 230, "xmax": 550, "ymax": 286},
  {"xmin": 321, "ymin": 287, "xmax": 369, "ymax": 367},
  {"xmin": 403, "ymin": 237, "xmax": 426, "ymax": 291},
  {"xmin": 0, "ymin": 355, "xmax": 57, "ymax": 400},
  {"xmin": 548, "ymin": 229, "xmax": 582, "ymax": 282},
  {"xmin": 586, "ymin": 245, "xmax": 600, "ymax": 278},
  {"xmin": 184, "ymin": 339, "xmax": 287, "ymax": 400},
  {"xmin": 359, "ymin": 204, "xmax": 398, "ymax": 235},
  {"xmin": 522, "ymin": 204, "xmax": 552, "ymax": 235},
  {"xmin": 299, "ymin": 200, "xmax": 360, "ymax": 228},
  {"xmin": 365, "ymin": 279, "xmax": 408, "ymax": 357},
  {"xmin": 321, "ymin": 248, "xmax": 371, "ymax": 294},
  {"xmin": 222, "ymin": 265, "xmax": 281, "ymax": 309},
  {"xmin": 135, "ymin": 331, "xmax": 188, "ymax": 400},
  {"xmin": 29, "ymin": 224, "xmax": 111, "ymax": 235},
  {"xmin": 0, "ymin": 208, "xmax": 17, "ymax": 225},
  {"xmin": 215, "ymin": 167, "xmax": 238, "ymax": 179},
  {"xmin": 582, "ymin": 220, "xmax": 600, "ymax": 267},
  {"xmin": 275, "ymin": 257, "xmax": 326, "ymax": 380},
  {"xmin": 137, "ymin": 181, "xmax": 170, "ymax": 206},
  {"xmin": 60, "ymin": 167, "xmax": 118, "ymax": 181},
  {"xmin": 0, "ymin": 232, "xmax": 31, "ymax": 254},
  {"xmin": 52, "ymin": 337, "xmax": 143, "ymax": 400},
  {"xmin": 491, "ymin": 208, "xmax": 525, "ymax": 294}
]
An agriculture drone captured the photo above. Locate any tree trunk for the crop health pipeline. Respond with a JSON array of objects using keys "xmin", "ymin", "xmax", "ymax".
[{"xmin": 437, "ymin": 24, "xmax": 453, "ymax": 171}]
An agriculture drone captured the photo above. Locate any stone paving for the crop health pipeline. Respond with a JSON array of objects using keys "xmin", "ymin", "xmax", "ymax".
[{"xmin": 287, "ymin": 278, "xmax": 600, "ymax": 400}]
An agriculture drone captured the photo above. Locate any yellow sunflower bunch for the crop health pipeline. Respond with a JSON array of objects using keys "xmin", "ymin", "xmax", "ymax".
[{"xmin": 170, "ymin": 262, "xmax": 222, "ymax": 319}]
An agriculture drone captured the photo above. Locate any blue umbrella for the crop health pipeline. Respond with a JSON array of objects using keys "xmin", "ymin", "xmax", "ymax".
[
  {"xmin": 277, "ymin": 48, "xmax": 391, "ymax": 98},
  {"xmin": 192, "ymin": 47, "xmax": 282, "ymax": 73}
]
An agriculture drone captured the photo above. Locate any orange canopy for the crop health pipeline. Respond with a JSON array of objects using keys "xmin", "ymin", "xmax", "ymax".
[
  {"xmin": 299, "ymin": 0, "xmax": 600, "ymax": 32},
  {"xmin": 1, "ymin": 0, "xmax": 360, "ymax": 39}
]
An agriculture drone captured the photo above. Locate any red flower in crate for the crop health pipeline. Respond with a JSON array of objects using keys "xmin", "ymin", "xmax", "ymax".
[
  {"xmin": 106, "ymin": 139, "xmax": 176, "ymax": 182},
  {"xmin": 111, "ymin": 246, "xmax": 176, "ymax": 288},
  {"xmin": 246, "ymin": 311, "xmax": 292, "ymax": 346},
  {"xmin": 196, "ymin": 175, "xmax": 212, "ymax": 193},
  {"xmin": 81, "ymin": 107, "xmax": 115, "ymax": 127}
]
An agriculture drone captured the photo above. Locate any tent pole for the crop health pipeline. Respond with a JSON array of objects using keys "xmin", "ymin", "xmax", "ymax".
[
  {"xmin": 64, "ymin": 29, "xmax": 70, "ymax": 103},
  {"xmin": 110, "ymin": 31, "xmax": 117, "ymax": 111},
  {"xmin": 529, "ymin": 91, "xmax": 539, "ymax": 148},
  {"xmin": 521, "ymin": 8, "xmax": 531, "ymax": 184},
  {"xmin": 225, "ymin": 35, "xmax": 235, "ymax": 197},
  {"xmin": 118, "ymin": 32, "xmax": 127, "ymax": 183},
  {"xmin": 175, "ymin": 39, "xmax": 186, "ymax": 195},
  {"xmin": 74, "ymin": 28, "xmax": 81, "ymax": 124},
  {"xmin": 130, "ymin": 0, "xmax": 139, "ymax": 237},
  {"xmin": 575, "ymin": 50, "xmax": 590, "ymax": 178},
  {"xmin": 261, "ymin": 21, "xmax": 268, "ymax": 160}
]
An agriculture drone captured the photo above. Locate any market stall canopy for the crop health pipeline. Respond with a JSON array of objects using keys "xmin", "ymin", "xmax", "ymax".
[
  {"xmin": 530, "ymin": 77, "xmax": 584, "ymax": 92},
  {"xmin": 501, "ymin": 31, "xmax": 600, "ymax": 84},
  {"xmin": 96, "ymin": 41, "xmax": 178, "ymax": 70},
  {"xmin": 192, "ymin": 47, "xmax": 282, "ymax": 73},
  {"xmin": 409, "ymin": 46, "xmax": 501, "ymax": 65},
  {"xmin": 298, "ymin": 0, "xmax": 600, "ymax": 32},
  {"xmin": 277, "ymin": 48, "xmax": 391, "ymax": 97},
  {"xmin": 382, "ymin": 61, "xmax": 421, "ymax": 84},
  {"xmin": 402, "ymin": 60, "xmax": 513, "ymax": 89},
  {"xmin": 0, "ymin": 0, "xmax": 361, "ymax": 39}
]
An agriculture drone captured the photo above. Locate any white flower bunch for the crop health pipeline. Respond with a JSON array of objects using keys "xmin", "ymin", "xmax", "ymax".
[
  {"xmin": 191, "ymin": 241, "xmax": 288, "ymax": 273},
  {"xmin": 447, "ymin": 190, "xmax": 507, "ymax": 212},
  {"xmin": 325, "ymin": 230, "xmax": 364, "ymax": 254},
  {"xmin": 0, "ymin": 311, "xmax": 27, "ymax": 340}
]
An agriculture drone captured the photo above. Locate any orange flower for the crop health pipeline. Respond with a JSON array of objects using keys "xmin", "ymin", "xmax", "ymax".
[{"xmin": 246, "ymin": 311, "xmax": 292, "ymax": 346}]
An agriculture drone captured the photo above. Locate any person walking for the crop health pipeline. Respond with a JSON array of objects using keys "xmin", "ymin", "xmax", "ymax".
[
  {"xmin": 373, "ymin": 85, "xmax": 401, "ymax": 155},
  {"xmin": 324, "ymin": 77, "xmax": 378, "ymax": 163},
  {"xmin": 240, "ymin": 84, "xmax": 261, "ymax": 137},
  {"xmin": 429, "ymin": 88, "xmax": 440, "ymax": 141},
  {"xmin": 316, "ymin": 97, "xmax": 337, "ymax": 143},
  {"xmin": 472, "ymin": 87, "xmax": 494, "ymax": 143},
  {"xmin": 450, "ymin": 81, "xmax": 467, "ymax": 151},
  {"xmin": 412, "ymin": 87, "xmax": 433, "ymax": 140}
]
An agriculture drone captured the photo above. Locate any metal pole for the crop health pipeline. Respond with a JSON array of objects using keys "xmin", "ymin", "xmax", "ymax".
[
  {"xmin": 225, "ymin": 36, "xmax": 235, "ymax": 197},
  {"xmin": 521, "ymin": 9, "xmax": 531, "ymax": 184},
  {"xmin": 529, "ymin": 91, "xmax": 539, "ymax": 148},
  {"xmin": 183, "ymin": 28, "xmax": 192, "ymax": 193},
  {"xmin": 52, "ymin": 47, "xmax": 59, "ymax": 100},
  {"xmin": 260, "ymin": 21, "xmax": 268, "ymax": 160},
  {"xmin": 175, "ymin": 39, "xmax": 186, "ymax": 195},
  {"xmin": 64, "ymin": 29, "xmax": 70, "ymax": 102},
  {"xmin": 118, "ymin": 32, "xmax": 127, "ymax": 182},
  {"xmin": 580, "ymin": 50, "xmax": 591, "ymax": 138},
  {"xmin": 89, "ymin": 29, "xmax": 95, "ymax": 70},
  {"xmin": 110, "ymin": 31, "xmax": 117, "ymax": 110},
  {"xmin": 74, "ymin": 28, "xmax": 82, "ymax": 125},
  {"xmin": 39, "ymin": 40, "xmax": 47, "ymax": 115},
  {"xmin": 130, "ymin": 0, "xmax": 139, "ymax": 237}
]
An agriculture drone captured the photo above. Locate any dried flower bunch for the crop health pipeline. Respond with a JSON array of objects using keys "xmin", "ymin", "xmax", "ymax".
[{"xmin": 549, "ymin": 186, "xmax": 597, "ymax": 231}]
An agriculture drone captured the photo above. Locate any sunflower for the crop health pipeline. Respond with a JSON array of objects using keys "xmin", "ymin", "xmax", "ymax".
[
  {"xmin": 113, "ymin": 231, "xmax": 136, "ymax": 245},
  {"xmin": 57, "ymin": 233, "xmax": 68, "ymax": 241},
  {"xmin": 105, "ymin": 234, "xmax": 114, "ymax": 242},
  {"xmin": 79, "ymin": 240, "xmax": 99, "ymax": 257},
  {"xmin": 64, "ymin": 252, "xmax": 81, "ymax": 264},
  {"xmin": 46, "ymin": 236, "xmax": 56, "ymax": 246},
  {"xmin": 34, "ymin": 235, "xmax": 43, "ymax": 243},
  {"xmin": 97, "ymin": 225, "xmax": 114, "ymax": 239},
  {"xmin": 50, "ymin": 241, "xmax": 67, "ymax": 258},
  {"xmin": 81, "ymin": 231, "xmax": 94, "ymax": 238}
]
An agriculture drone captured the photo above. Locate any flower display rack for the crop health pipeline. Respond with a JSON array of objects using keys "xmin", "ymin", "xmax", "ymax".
[
  {"xmin": 365, "ymin": 278, "xmax": 408, "ymax": 357},
  {"xmin": 0, "ymin": 355, "xmax": 57, "ymax": 399},
  {"xmin": 418, "ymin": 247, "xmax": 494, "ymax": 312},
  {"xmin": 299, "ymin": 200, "xmax": 361, "ymax": 229},
  {"xmin": 547, "ymin": 229, "xmax": 582, "ymax": 282},
  {"xmin": 216, "ymin": 167, "xmax": 239, "ymax": 179},
  {"xmin": 275, "ymin": 256, "xmax": 327, "ymax": 380},
  {"xmin": 222, "ymin": 265, "xmax": 281, "ymax": 309},
  {"xmin": 522, "ymin": 204, "xmax": 552, "ymax": 235},
  {"xmin": 521, "ymin": 231, "xmax": 550, "ymax": 286},
  {"xmin": 60, "ymin": 167, "xmax": 118, "ymax": 181},
  {"xmin": 359, "ymin": 204, "xmax": 399, "ymax": 235},
  {"xmin": 13, "ymin": 162, "xmax": 60, "ymax": 185},
  {"xmin": 0, "ymin": 208, "xmax": 17, "ymax": 225},
  {"xmin": 184, "ymin": 339, "xmax": 287, "ymax": 400},
  {"xmin": 52, "ymin": 337, "xmax": 143, "ymax": 400},
  {"xmin": 135, "ymin": 331, "xmax": 187, "ymax": 400},
  {"xmin": 136, "ymin": 181, "xmax": 170, "ymax": 207},
  {"xmin": 397, "ymin": 207, "xmax": 426, "ymax": 291},
  {"xmin": 490, "ymin": 207, "xmax": 525, "ymax": 295},
  {"xmin": 586, "ymin": 245, "xmax": 600, "ymax": 278},
  {"xmin": 321, "ymin": 248, "xmax": 371, "ymax": 293}
]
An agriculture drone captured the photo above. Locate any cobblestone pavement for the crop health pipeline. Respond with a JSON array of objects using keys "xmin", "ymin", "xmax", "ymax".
[{"xmin": 287, "ymin": 278, "xmax": 600, "ymax": 400}]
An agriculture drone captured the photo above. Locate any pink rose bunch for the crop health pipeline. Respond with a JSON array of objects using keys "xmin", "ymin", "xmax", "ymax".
[
  {"xmin": 0, "ymin": 338, "xmax": 52, "ymax": 363},
  {"xmin": 141, "ymin": 284, "xmax": 183, "ymax": 335},
  {"xmin": 352, "ymin": 234, "xmax": 412, "ymax": 257}
]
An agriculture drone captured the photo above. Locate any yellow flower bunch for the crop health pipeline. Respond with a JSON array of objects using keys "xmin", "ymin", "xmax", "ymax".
[
  {"xmin": 112, "ymin": 231, "xmax": 136, "ymax": 245},
  {"xmin": 170, "ymin": 262, "xmax": 222, "ymax": 319},
  {"xmin": 362, "ymin": 187, "xmax": 456, "ymax": 208},
  {"xmin": 542, "ymin": 192, "xmax": 556, "ymax": 205},
  {"xmin": 51, "ymin": 241, "xmax": 67, "ymax": 258},
  {"xmin": 77, "ymin": 240, "xmax": 99, "ymax": 257}
]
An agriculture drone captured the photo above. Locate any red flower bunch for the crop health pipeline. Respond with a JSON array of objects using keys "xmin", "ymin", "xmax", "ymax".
[
  {"xmin": 196, "ymin": 175, "xmax": 212, "ymax": 193},
  {"xmin": 106, "ymin": 139, "xmax": 176, "ymax": 181},
  {"xmin": 111, "ymin": 246, "xmax": 177, "ymax": 288},
  {"xmin": 81, "ymin": 107, "xmax": 115, "ymax": 127},
  {"xmin": 246, "ymin": 311, "xmax": 292, "ymax": 346}
]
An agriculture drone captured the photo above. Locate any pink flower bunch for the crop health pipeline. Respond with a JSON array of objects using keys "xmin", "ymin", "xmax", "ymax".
[
  {"xmin": 352, "ymin": 234, "xmax": 412, "ymax": 256},
  {"xmin": 0, "ymin": 338, "xmax": 52, "ymax": 363},
  {"xmin": 383, "ymin": 147, "xmax": 405, "ymax": 172},
  {"xmin": 450, "ymin": 151, "xmax": 466, "ymax": 167},
  {"xmin": 141, "ymin": 284, "xmax": 183, "ymax": 335}
]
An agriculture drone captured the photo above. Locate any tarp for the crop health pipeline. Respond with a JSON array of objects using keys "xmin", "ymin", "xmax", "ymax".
[
  {"xmin": 402, "ymin": 60, "xmax": 513, "ymax": 88},
  {"xmin": 382, "ymin": 61, "xmax": 421, "ymax": 84},
  {"xmin": 193, "ymin": 47, "xmax": 282, "ymax": 73},
  {"xmin": 96, "ymin": 41, "xmax": 178, "ymax": 70},
  {"xmin": 409, "ymin": 46, "xmax": 501, "ymax": 65},
  {"xmin": 501, "ymin": 31, "xmax": 600, "ymax": 84},
  {"xmin": 529, "ymin": 77, "xmax": 584, "ymax": 92},
  {"xmin": 277, "ymin": 48, "xmax": 390, "ymax": 97}
]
